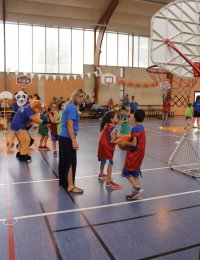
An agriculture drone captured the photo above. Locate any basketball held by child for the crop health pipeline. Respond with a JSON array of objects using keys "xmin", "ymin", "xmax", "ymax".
[{"xmin": 118, "ymin": 135, "xmax": 131, "ymax": 151}]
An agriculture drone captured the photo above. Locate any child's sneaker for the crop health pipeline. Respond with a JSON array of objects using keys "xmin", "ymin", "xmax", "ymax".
[
  {"xmin": 53, "ymin": 150, "xmax": 58, "ymax": 157},
  {"xmin": 106, "ymin": 181, "xmax": 124, "ymax": 190},
  {"xmin": 126, "ymin": 193, "xmax": 142, "ymax": 201},
  {"xmin": 98, "ymin": 173, "xmax": 108, "ymax": 181},
  {"xmin": 126, "ymin": 188, "xmax": 144, "ymax": 201}
]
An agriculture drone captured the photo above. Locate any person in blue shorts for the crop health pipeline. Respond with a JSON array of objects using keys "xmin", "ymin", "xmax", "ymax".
[
  {"xmin": 121, "ymin": 109, "xmax": 146, "ymax": 201},
  {"xmin": 129, "ymin": 96, "xmax": 138, "ymax": 123}
]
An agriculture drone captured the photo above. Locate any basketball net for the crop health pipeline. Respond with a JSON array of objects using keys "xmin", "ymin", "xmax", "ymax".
[{"xmin": 146, "ymin": 65, "xmax": 197, "ymax": 107}]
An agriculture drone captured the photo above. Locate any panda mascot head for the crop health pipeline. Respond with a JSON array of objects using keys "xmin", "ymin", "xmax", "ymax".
[{"xmin": 15, "ymin": 91, "xmax": 28, "ymax": 107}]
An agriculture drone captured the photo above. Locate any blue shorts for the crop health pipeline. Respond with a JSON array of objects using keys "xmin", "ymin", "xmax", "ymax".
[
  {"xmin": 130, "ymin": 110, "xmax": 136, "ymax": 115},
  {"xmin": 122, "ymin": 168, "xmax": 141, "ymax": 179},
  {"xmin": 51, "ymin": 135, "xmax": 58, "ymax": 142},
  {"xmin": 163, "ymin": 111, "xmax": 169, "ymax": 115},
  {"xmin": 185, "ymin": 116, "xmax": 192, "ymax": 120},
  {"xmin": 98, "ymin": 158, "xmax": 113, "ymax": 165},
  {"xmin": 193, "ymin": 111, "xmax": 200, "ymax": 118}
]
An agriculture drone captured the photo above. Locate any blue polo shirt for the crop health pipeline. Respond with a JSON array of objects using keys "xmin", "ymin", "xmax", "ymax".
[
  {"xmin": 193, "ymin": 101, "xmax": 200, "ymax": 113},
  {"xmin": 129, "ymin": 102, "xmax": 138, "ymax": 112},
  {"xmin": 59, "ymin": 102, "xmax": 80, "ymax": 138},
  {"xmin": 11, "ymin": 106, "xmax": 35, "ymax": 132}
]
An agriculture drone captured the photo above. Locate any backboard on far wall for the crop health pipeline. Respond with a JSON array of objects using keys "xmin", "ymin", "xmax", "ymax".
[{"xmin": 150, "ymin": 0, "xmax": 200, "ymax": 78}]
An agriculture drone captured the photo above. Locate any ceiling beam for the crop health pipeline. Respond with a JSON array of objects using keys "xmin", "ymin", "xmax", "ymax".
[
  {"xmin": 94, "ymin": 0, "xmax": 119, "ymax": 67},
  {"xmin": 94, "ymin": 0, "xmax": 119, "ymax": 101}
]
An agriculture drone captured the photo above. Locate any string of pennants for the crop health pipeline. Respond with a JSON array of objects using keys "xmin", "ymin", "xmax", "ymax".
[
  {"xmin": 5, "ymin": 69, "xmax": 157, "ymax": 88},
  {"xmin": 5, "ymin": 70, "xmax": 99, "ymax": 81}
]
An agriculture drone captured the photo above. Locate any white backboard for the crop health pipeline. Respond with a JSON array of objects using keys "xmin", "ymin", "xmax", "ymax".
[{"xmin": 150, "ymin": 0, "xmax": 200, "ymax": 78}]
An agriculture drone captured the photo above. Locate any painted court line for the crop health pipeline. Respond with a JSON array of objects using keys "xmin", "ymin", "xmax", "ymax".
[
  {"xmin": 11, "ymin": 179, "xmax": 58, "ymax": 185},
  {"xmin": 1, "ymin": 189, "xmax": 200, "ymax": 223},
  {"xmin": 6, "ymin": 166, "xmax": 170, "ymax": 185},
  {"xmin": 4, "ymin": 164, "xmax": 197, "ymax": 185}
]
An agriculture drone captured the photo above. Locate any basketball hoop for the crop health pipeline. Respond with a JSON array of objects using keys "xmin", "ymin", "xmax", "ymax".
[
  {"xmin": 146, "ymin": 65, "xmax": 198, "ymax": 107},
  {"xmin": 16, "ymin": 75, "xmax": 32, "ymax": 90}
]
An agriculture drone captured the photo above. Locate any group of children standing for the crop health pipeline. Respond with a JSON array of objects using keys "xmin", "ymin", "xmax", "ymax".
[{"xmin": 38, "ymin": 101, "xmax": 66, "ymax": 157}]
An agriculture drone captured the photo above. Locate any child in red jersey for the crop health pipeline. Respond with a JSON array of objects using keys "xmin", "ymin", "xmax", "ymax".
[
  {"xmin": 49, "ymin": 102, "xmax": 60, "ymax": 157},
  {"xmin": 162, "ymin": 98, "xmax": 170, "ymax": 124},
  {"xmin": 121, "ymin": 109, "xmax": 146, "ymax": 200},
  {"xmin": 98, "ymin": 111, "xmax": 123, "ymax": 190}
]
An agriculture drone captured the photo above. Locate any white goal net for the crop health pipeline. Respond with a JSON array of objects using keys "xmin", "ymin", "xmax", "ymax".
[{"xmin": 169, "ymin": 128, "xmax": 200, "ymax": 178}]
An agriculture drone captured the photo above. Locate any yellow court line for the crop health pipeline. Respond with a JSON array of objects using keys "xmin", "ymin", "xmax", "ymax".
[{"xmin": 160, "ymin": 126, "xmax": 186, "ymax": 133}]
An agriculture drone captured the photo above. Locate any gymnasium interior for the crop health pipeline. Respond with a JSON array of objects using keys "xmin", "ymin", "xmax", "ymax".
[{"xmin": 0, "ymin": 0, "xmax": 200, "ymax": 259}]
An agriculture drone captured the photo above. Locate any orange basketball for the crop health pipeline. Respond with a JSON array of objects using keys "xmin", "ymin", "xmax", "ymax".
[{"xmin": 118, "ymin": 135, "xmax": 131, "ymax": 151}]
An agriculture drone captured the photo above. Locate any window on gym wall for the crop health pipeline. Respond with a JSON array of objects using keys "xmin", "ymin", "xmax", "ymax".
[
  {"xmin": 19, "ymin": 24, "xmax": 32, "ymax": 72},
  {"xmin": 133, "ymin": 35, "xmax": 139, "ymax": 67},
  {"xmin": 128, "ymin": 34, "xmax": 133, "ymax": 67},
  {"xmin": 0, "ymin": 22, "xmax": 4, "ymax": 71},
  {"xmin": 139, "ymin": 36, "xmax": 149, "ymax": 68},
  {"xmin": 6, "ymin": 23, "xmax": 18, "ymax": 72},
  {"xmin": 59, "ymin": 28, "xmax": 71, "ymax": 73},
  {"xmin": 1, "ymin": 22, "xmax": 151, "ymax": 73},
  {"xmin": 84, "ymin": 30, "xmax": 94, "ymax": 65},
  {"xmin": 118, "ymin": 33, "xmax": 128, "ymax": 67},
  {"xmin": 107, "ymin": 32, "xmax": 117, "ymax": 66},
  {"xmin": 46, "ymin": 27, "xmax": 58, "ymax": 73},
  {"xmin": 72, "ymin": 29, "xmax": 83, "ymax": 74},
  {"xmin": 148, "ymin": 38, "xmax": 153, "ymax": 66},
  {"xmin": 33, "ymin": 25, "xmax": 45, "ymax": 73}
]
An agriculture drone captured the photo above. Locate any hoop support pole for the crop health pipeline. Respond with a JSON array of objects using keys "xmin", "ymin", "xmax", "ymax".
[{"xmin": 166, "ymin": 39, "xmax": 200, "ymax": 77}]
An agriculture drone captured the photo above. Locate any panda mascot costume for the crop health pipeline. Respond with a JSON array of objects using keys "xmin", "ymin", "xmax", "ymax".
[
  {"xmin": 11, "ymin": 100, "xmax": 48, "ymax": 162},
  {"xmin": 7, "ymin": 91, "xmax": 34, "ymax": 150}
]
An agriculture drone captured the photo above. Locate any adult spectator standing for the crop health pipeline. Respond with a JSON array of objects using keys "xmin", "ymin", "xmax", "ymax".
[
  {"xmin": 129, "ymin": 96, "xmax": 139, "ymax": 123},
  {"xmin": 193, "ymin": 95, "xmax": 200, "ymax": 133},
  {"xmin": 123, "ymin": 94, "xmax": 129, "ymax": 107},
  {"xmin": 58, "ymin": 89, "xmax": 86, "ymax": 193}
]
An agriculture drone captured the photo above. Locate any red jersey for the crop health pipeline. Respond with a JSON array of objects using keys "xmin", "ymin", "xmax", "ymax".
[
  {"xmin": 98, "ymin": 124, "xmax": 117, "ymax": 160},
  {"xmin": 162, "ymin": 101, "xmax": 170, "ymax": 112},
  {"xmin": 49, "ymin": 111, "xmax": 58, "ymax": 136},
  {"xmin": 124, "ymin": 125, "xmax": 146, "ymax": 171}
]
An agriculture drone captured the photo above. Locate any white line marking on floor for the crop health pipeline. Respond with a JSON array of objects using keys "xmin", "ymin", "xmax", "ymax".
[
  {"xmin": 11, "ymin": 179, "xmax": 59, "ymax": 185},
  {"xmin": 7, "ymin": 163, "xmax": 199, "ymax": 185},
  {"xmin": 76, "ymin": 166, "xmax": 170, "ymax": 179},
  {"xmin": 8, "ymin": 166, "xmax": 170, "ymax": 185},
  {"xmin": 1, "ymin": 189, "xmax": 200, "ymax": 222}
]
